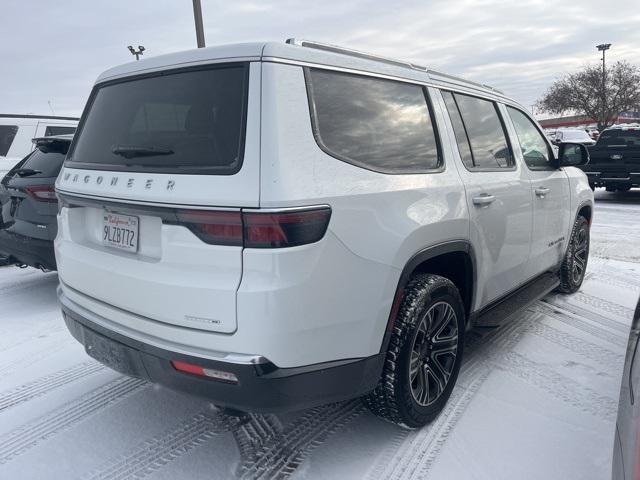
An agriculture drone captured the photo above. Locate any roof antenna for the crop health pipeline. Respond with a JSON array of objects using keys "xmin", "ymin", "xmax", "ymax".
[{"xmin": 47, "ymin": 100, "xmax": 55, "ymax": 115}]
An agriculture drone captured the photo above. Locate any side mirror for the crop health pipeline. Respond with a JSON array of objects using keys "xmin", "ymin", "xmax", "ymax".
[{"xmin": 557, "ymin": 142, "xmax": 590, "ymax": 167}]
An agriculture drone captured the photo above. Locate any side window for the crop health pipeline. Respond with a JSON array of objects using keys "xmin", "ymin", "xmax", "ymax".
[
  {"xmin": 44, "ymin": 126, "xmax": 76, "ymax": 137},
  {"xmin": 306, "ymin": 68, "xmax": 441, "ymax": 173},
  {"xmin": 0, "ymin": 125, "xmax": 19, "ymax": 156},
  {"xmin": 441, "ymin": 92, "xmax": 474, "ymax": 169},
  {"xmin": 452, "ymin": 93, "xmax": 513, "ymax": 169},
  {"xmin": 506, "ymin": 107, "xmax": 552, "ymax": 169}
]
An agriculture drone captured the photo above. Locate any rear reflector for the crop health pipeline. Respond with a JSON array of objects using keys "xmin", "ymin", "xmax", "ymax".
[
  {"xmin": 26, "ymin": 185, "xmax": 57, "ymax": 203},
  {"xmin": 171, "ymin": 360, "xmax": 239, "ymax": 384},
  {"xmin": 173, "ymin": 206, "xmax": 331, "ymax": 248}
]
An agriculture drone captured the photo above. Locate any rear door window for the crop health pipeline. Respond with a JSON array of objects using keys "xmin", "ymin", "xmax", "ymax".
[
  {"xmin": 305, "ymin": 68, "xmax": 441, "ymax": 173},
  {"xmin": 0, "ymin": 125, "xmax": 19, "ymax": 156},
  {"xmin": 67, "ymin": 63, "xmax": 249, "ymax": 175},
  {"xmin": 442, "ymin": 91, "xmax": 513, "ymax": 170}
]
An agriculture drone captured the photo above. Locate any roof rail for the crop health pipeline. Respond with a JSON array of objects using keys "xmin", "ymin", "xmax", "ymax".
[
  {"xmin": 426, "ymin": 69, "xmax": 504, "ymax": 95},
  {"xmin": 285, "ymin": 38, "xmax": 428, "ymax": 72},
  {"xmin": 285, "ymin": 38, "xmax": 502, "ymax": 95},
  {"xmin": 0, "ymin": 114, "xmax": 79, "ymax": 121}
]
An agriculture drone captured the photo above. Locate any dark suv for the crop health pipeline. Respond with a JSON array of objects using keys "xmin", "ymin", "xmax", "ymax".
[{"xmin": 0, "ymin": 135, "xmax": 72, "ymax": 270}]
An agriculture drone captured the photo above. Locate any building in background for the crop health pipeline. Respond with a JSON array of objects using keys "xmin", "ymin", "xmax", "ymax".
[{"xmin": 538, "ymin": 111, "xmax": 640, "ymax": 129}]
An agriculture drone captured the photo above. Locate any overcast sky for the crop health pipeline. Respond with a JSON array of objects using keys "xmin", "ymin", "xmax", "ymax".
[{"xmin": 2, "ymin": 0, "xmax": 639, "ymax": 118}]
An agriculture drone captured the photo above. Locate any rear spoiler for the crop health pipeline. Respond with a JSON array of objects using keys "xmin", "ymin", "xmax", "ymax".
[{"xmin": 32, "ymin": 135, "xmax": 73, "ymax": 153}]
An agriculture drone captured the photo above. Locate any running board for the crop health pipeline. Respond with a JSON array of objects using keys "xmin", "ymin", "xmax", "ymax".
[{"xmin": 471, "ymin": 272, "xmax": 559, "ymax": 328}]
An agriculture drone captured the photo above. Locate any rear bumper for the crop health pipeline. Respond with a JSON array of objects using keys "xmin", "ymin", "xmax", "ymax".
[
  {"xmin": 584, "ymin": 171, "xmax": 640, "ymax": 187},
  {"xmin": 0, "ymin": 230, "xmax": 56, "ymax": 270},
  {"xmin": 59, "ymin": 288, "xmax": 384, "ymax": 413}
]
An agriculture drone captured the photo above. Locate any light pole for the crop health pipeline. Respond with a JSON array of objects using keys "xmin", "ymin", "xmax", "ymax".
[
  {"xmin": 128, "ymin": 45, "xmax": 146, "ymax": 61},
  {"xmin": 596, "ymin": 43, "xmax": 611, "ymax": 129},
  {"xmin": 192, "ymin": 0, "xmax": 205, "ymax": 48}
]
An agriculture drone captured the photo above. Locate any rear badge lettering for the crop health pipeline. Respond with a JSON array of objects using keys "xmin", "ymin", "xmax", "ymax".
[{"xmin": 61, "ymin": 172, "xmax": 176, "ymax": 193}]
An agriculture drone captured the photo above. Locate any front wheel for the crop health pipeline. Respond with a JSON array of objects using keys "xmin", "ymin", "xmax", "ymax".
[
  {"xmin": 557, "ymin": 215, "xmax": 590, "ymax": 294},
  {"xmin": 363, "ymin": 274, "xmax": 465, "ymax": 428}
]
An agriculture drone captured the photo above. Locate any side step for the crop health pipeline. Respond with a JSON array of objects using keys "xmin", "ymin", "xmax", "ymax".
[{"xmin": 472, "ymin": 272, "xmax": 559, "ymax": 328}]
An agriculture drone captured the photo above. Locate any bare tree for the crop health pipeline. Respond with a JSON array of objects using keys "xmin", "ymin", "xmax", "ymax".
[{"xmin": 537, "ymin": 61, "xmax": 640, "ymax": 130}]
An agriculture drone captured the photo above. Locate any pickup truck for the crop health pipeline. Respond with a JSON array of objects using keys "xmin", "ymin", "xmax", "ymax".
[{"xmin": 584, "ymin": 125, "xmax": 640, "ymax": 191}]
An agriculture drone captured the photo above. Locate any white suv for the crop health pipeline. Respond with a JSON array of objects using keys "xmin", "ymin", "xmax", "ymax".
[
  {"xmin": 55, "ymin": 40, "xmax": 594, "ymax": 427},
  {"xmin": 0, "ymin": 115, "xmax": 78, "ymax": 176}
]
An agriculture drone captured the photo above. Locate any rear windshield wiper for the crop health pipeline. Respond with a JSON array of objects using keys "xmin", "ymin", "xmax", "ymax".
[
  {"xmin": 13, "ymin": 168, "xmax": 42, "ymax": 177},
  {"xmin": 111, "ymin": 145, "xmax": 174, "ymax": 159}
]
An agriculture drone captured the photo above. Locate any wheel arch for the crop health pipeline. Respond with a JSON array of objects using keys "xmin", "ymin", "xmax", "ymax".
[{"xmin": 380, "ymin": 240, "xmax": 477, "ymax": 353}]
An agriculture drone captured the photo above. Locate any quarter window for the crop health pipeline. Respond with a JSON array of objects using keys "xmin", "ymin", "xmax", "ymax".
[
  {"xmin": 306, "ymin": 68, "xmax": 441, "ymax": 173},
  {"xmin": 0, "ymin": 125, "xmax": 19, "ymax": 157},
  {"xmin": 506, "ymin": 107, "xmax": 552, "ymax": 169},
  {"xmin": 442, "ymin": 91, "xmax": 513, "ymax": 170}
]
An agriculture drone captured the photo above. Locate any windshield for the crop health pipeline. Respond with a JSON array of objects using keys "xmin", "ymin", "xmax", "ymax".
[
  {"xmin": 67, "ymin": 63, "xmax": 249, "ymax": 175},
  {"xmin": 597, "ymin": 129, "xmax": 640, "ymax": 147}
]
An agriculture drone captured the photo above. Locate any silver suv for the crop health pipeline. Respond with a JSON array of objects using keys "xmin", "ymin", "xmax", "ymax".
[{"xmin": 55, "ymin": 39, "xmax": 594, "ymax": 427}]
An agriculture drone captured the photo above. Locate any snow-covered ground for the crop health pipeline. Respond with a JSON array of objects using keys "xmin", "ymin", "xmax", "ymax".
[{"xmin": 0, "ymin": 190, "xmax": 638, "ymax": 480}]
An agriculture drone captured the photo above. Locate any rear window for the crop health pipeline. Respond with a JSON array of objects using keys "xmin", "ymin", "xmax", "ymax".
[
  {"xmin": 0, "ymin": 125, "xmax": 19, "ymax": 157},
  {"xmin": 44, "ymin": 126, "xmax": 76, "ymax": 137},
  {"xmin": 597, "ymin": 129, "xmax": 640, "ymax": 147},
  {"xmin": 67, "ymin": 63, "xmax": 249, "ymax": 175},
  {"xmin": 305, "ymin": 68, "xmax": 441, "ymax": 174},
  {"xmin": 20, "ymin": 148, "xmax": 67, "ymax": 177}
]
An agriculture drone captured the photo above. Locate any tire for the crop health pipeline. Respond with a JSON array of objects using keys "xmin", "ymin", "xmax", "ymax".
[
  {"xmin": 617, "ymin": 185, "xmax": 631, "ymax": 192},
  {"xmin": 557, "ymin": 215, "xmax": 590, "ymax": 294},
  {"xmin": 363, "ymin": 274, "xmax": 465, "ymax": 428}
]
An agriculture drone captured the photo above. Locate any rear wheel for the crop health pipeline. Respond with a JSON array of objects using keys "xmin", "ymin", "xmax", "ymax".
[
  {"xmin": 363, "ymin": 274, "xmax": 465, "ymax": 428},
  {"xmin": 557, "ymin": 215, "xmax": 590, "ymax": 294}
]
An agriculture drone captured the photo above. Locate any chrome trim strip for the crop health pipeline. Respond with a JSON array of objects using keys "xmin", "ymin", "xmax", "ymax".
[
  {"xmin": 56, "ymin": 189, "xmax": 241, "ymax": 211},
  {"xmin": 261, "ymin": 57, "xmax": 508, "ymax": 101},
  {"xmin": 601, "ymin": 177, "xmax": 631, "ymax": 181},
  {"xmin": 58, "ymin": 284, "xmax": 268, "ymax": 365},
  {"xmin": 242, "ymin": 204, "xmax": 331, "ymax": 213}
]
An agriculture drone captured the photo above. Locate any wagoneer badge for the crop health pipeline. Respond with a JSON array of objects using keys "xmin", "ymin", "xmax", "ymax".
[{"xmin": 62, "ymin": 172, "xmax": 176, "ymax": 191}]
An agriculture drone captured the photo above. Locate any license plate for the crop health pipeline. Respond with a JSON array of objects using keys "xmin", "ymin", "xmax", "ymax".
[{"xmin": 102, "ymin": 212, "xmax": 139, "ymax": 252}]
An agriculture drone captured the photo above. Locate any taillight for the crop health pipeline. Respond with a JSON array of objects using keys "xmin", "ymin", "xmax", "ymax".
[
  {"xmin": 175, "ymin": 210, "xmax": 243, "ymax": 246},
  {"xmin": 173, "ymin": 206, "xmax": 331, "ymax": 248},
  {"xmin": 25, "ymin": 185, "xmax": 57, "ymax": 203},
  {"xmin": 243, "ymin": 208, "xmax": 331, "ymax": 248}
]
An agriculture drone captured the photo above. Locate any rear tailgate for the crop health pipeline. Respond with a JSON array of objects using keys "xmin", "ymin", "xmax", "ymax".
[{"xmin": 55, "ymin": 61, "xmax": 261, "ymax": 334}]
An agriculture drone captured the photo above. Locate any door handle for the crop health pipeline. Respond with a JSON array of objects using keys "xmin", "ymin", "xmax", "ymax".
[
  {"xmin": 535, "ymin": 187, "xmax": 550, "ymax": 197},
  {"xmin": 472, "ymin": 194, "xmax": 496, "ymax": 206}
]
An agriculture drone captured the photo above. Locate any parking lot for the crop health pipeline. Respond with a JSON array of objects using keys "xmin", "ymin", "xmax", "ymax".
[{"xmin": 0, "ymin": 190, "xmax": 638, "ymax": 480}]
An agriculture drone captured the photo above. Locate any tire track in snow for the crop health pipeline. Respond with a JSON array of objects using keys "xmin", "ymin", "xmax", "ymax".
[
  {"xmin": 238, "ymin": 400, "xmax": 364, "ymax": 479},
  {"xmin": 0, "ymin": 377, "xmax": 146, "ymax": 465},
  {"xmin": 526, "ymin": 321, "xmax": 623, "ymax": 371},
  {"xmin": 0, "ymin": 271, "xmax": 56, "ymax": 296},
  {"xmin": 368, "ymin": 311, "xmax": 539, "ymax": 480},
  {"xmin": 533, "ymin": 303, "xmax": 627, "ymax": 347},
  {"xmin": 493, "ymin": 351, "xmax": 618, "ymax": 420},
  {"xmin": 0, "ymin": 361, "xmax": 104, "ymax": 412},
  {"xmin": 0, "ymin": 334, "xmax": 74, "ymax": 377},
  {"xmin": 85, "ymin": 411, "xmax": 241, "ymax": 480},
  {"xmin": 232, "ymin": 414, "xmax": 282, "ymax": 469},
  {"xmin": 543, "ymin": 296, "xmax": 630, "ymax": 334},
  {"xmin": 590, "ymin": 271, "xmax": 640, "ymax": 291}
]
